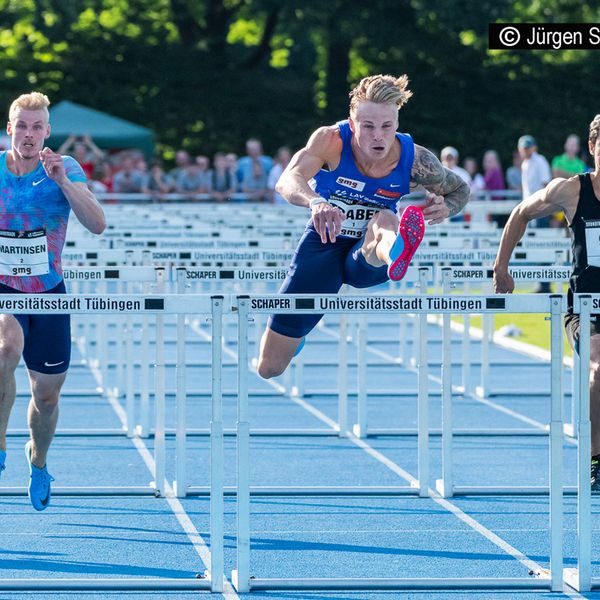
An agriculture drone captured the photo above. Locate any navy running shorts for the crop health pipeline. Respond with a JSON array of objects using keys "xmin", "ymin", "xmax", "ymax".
[
  {"xmin": 0, "ymin": 280, "xmax": 71, "ymax": 374},
  {"xmin": 268, "ymin": 227, "xmax": 388, "ymax": 338}
]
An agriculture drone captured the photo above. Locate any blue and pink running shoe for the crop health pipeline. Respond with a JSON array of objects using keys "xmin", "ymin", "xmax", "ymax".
[{"xmin": 387, "ymin": 205, "xmax": 425, "ymax": 282}]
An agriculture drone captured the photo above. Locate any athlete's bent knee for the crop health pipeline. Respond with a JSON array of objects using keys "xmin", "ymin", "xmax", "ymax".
[
  {"xmin": 257, "ymin": 357, "xmax": 287, "ymax": 380},
  {"xmin": 32, "ymin": 393, "xmax": 60, "ymax": 415}
]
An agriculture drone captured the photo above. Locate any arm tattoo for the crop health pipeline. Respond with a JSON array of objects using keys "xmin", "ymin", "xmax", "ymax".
[{"xmin": 411, "ymin": 145, "xmax": 470, "ymax": 217}]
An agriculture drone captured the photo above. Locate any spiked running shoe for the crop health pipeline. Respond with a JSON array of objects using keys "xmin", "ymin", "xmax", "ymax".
[
  {"xmin": 592, "ymin": 454, "xmax": 600, "ymax": 492},
  {"xmin": 25, "ymin": 441, "xmax": 54, "ymax": 511},
  {"xmin": 0, "ymin": 449, "xmax": 5, "ymax": 479},
  {"xmin": 387, "ymin": 205, "xmax": 425, "ymax": 282}
]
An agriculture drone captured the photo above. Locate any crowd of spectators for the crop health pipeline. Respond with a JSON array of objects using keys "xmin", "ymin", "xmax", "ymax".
[
  {"xmin": 45, "ymin": 132, "xmax": 593, "ymax": 207},
  {"xmin": 63, "ymin": 136, "xmax": 291, "ymax": 203}
]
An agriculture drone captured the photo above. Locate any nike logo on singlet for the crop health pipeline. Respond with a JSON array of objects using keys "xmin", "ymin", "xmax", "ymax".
[{"xmin": 32, "ymin": 178, "xmax": 47, "ymax": 186}]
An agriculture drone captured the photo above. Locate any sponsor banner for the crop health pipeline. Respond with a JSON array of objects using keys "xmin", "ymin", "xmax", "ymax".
[
  {"xmin": 447, "ymin": 266, "xmax": 571, "ymax": 281},
  {"xmin": 184, "ymin": 268, "xmax": 287, "ymax": 281},
  {"xmin": 246, "ymin": 295, "xmax": 506, "ymax": 313}
]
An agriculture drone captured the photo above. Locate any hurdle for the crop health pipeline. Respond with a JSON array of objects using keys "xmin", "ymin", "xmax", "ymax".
[
  {"xmin": 231, "ymin": 292, "xmax": 561, "ymax": 592},
  {"xmin": 0, "ymin": 293, "xmax": 223, "ymax": 497},
  {"xmin": 563, "ymin": 293, "xmax": 599, "ymax": 592},
  {"xmin": 0, "ymin": 292, "xmax": 224, "ymax": 592}
]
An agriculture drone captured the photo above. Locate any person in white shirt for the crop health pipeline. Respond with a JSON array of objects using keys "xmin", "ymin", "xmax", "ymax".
[
  {"xmin": 440, "ymin": 146, "xmax": 471, "ymax": 185},
  {"xmin": 517, "ymin": 134, "xmax": 553, "ymax": 291},
  {"xmin": 518, "ymin": 135, "xmax": 551, "ymax": 200}
]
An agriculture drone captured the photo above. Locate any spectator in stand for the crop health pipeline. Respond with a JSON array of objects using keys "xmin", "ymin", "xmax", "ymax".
[
  {"xmin": 482, "ymin": 150, "xmax": 507, "ymax": 225},
  {"xmin": 268, "ymin": 146, "xmax": 292, "ymax": 204},
  {"xmin": 169, "ymin": 149, "xmax": 191, "ymax": 180},
  {"xmin": 552, "ymin": 134, "xmax": 587, "ymax": 178},
  {"xmin": 518, "ymin": 134, "xmax": 551, "ymax": 212},
  {"xmin": 0, "ymin": 134, "xmax": 10, "ymax": 151},
  {"xmin": 58, "ymin": 134, "xmax": 105, "ymax": 179},
  {"xmin": 91, "ymin": 160, "xmax": 114, "ymax": 193},
  {"xmin": 463, "ymin": 157, "xmax": 485, "ymax": 199},
  {"xmin": 440, "ymin": 146, "xmax": 471, "ymax": 185},
  {"xmin": 225, "ymin": 152, "xmax": 239, "ymax": 192},
  {"xmin": 240, "ymin": 158, "xmax": 268, "ymax": 202},
  {"xmin": 176, "ymin": 156, "xmax": 211, "ymax": 195},
  {"xmin": 483, "ymin": 150, "xmax": 505, "ymax": 194},
  {"xmin": 518, "ymin": 134, "xmax": 552, "ymax": 291},
  {"xmin": 211, "ymin": 152, "xmax": 236, "ymax": 202},
  {"xmin": 143, "ymin": 160, "xmax": 174, "ymax": 198},
  {"xmin": 236, "ymin": 138, "xmax": 273, "ymax": 187},
  {"xmin": 505, "ymin": 150, "xmax": 522, "ymax": 191},
  {"xmin": 441, "ymin": 147, "xmax": 470, "ymax": 221},
  {"xmin": 112, "ymin": 157, "xmax": 147, "ymax": 193}
]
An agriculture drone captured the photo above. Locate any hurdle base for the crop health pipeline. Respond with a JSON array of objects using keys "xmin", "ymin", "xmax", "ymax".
[
  {"xmin": 451, "ymin": 485, "xmax": 578, "ymax": 496},
  {"xmin": 186, "ymin": 485, "xmax": 418, "ymax": 496},
  {"xmin": 358, "ymin": 428, "xmax": 550, "ymax": 437},
  {"xmin": 0, "ymin": 578, "xmax": 212, "ymax": 591},
  {"xmin": 0, "ymin": 486, "xmax": 157, "ymax": 496},
  {"xmin": 475, "ymin": 385, "xmax": 558, "ymax": 398},
  {"xmin": 243, "ymin": 576, "xmax": 552, "ymax": 591}
]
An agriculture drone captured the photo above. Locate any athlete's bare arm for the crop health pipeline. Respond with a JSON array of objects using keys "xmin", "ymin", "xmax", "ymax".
[
  {"xmin": 276, "ymin": 126, "xmax": 345, "ymax": 243},
  {"xmin": 493, "ymin": 176, "xmax": 580, "ymax": 293},
  {"xmin": 410, "ymin": 145, "xmax": 470, "ymax": 224},
  {"xmin": 40, "ymin": 147, "xmax": 106, "ymax": 234}
]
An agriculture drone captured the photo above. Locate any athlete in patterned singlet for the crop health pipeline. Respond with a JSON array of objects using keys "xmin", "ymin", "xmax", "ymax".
[
  {"xmin": 257, "ymin": 75, "xmax": 470, "ymax": 379},
  {"xmin": 0, "ymin": 92, "xmax": 106, "ymax": 510}
]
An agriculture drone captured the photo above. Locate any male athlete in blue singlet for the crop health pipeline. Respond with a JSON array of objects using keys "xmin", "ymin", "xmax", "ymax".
[
  {"xmin": 258, "ymin": 75, "xmax": 470, "ymax": 379},
  {"xmin": 494, "ymin": 114, "xmax": 600, "ymax": 490},
  {"xmin": 0, "ymin": 92, "xmax": 106, "ymax": 510}
]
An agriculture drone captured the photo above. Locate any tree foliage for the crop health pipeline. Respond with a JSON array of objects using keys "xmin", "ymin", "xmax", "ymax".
[{"xmin": 0, "ymin": 0, "xmax": 598, "ymax": 167}]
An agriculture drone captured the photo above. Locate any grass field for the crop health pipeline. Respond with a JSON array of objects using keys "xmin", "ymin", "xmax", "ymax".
[
  {"xmin": 448, "ymin": 284, "xmax": 573, "ymax": 357},
  {"xmin": 454, "ymin": 313, "xmax": 572, "ymax": 356}
]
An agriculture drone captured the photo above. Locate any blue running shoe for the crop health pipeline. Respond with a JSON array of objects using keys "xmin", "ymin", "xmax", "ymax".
[
  {"xmin": 25, "ymin": 441, "xmax": 54, "ymax": 511},
  {"xmin": 293, "ymin": 337, "xmax": 305, "ymax": 357},
  {"xmin": 0, "ymin": 449, "xmax": 5, "ymax": 480}
]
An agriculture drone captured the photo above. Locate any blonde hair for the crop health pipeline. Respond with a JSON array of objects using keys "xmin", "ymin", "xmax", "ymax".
[
  {"xmin": 589, "ymin": 114, "xmax": 600, "ymax": 146},
  {"xmin": 8, "ymin": 92, "xmax": 50, "ymax": 123},
  {"xmin": 349, "ymin": 75, "xmax": 413, "ymax": 114}
]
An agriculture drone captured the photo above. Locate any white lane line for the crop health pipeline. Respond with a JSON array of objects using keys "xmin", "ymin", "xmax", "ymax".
[{"xmin": 79, "ymin": 340, "xmax": 239, "ymax": 600}]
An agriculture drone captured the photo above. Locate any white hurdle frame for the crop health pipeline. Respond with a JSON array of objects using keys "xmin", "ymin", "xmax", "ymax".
[
  {"xmin": 0, "ymin": 292, "xmax": 224, "ymax": 592},
  {"xmin": 564, "ymin": 294, "xmax": 599, "ymax": 592},
  {"xmin": 232, "ymin": 292, "xmax": 560, "ymax": 593}
]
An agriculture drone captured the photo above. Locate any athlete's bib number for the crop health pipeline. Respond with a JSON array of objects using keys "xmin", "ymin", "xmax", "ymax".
[
  {"xmin": 327, "ymin": 197, "xmax": 382, "ymax": 238},
  {"xmin": 585, "ymin": 219, "xmax": 600, "ymax": 268},
  {"xmin": 0, "ymin": 229, "xmax": 49, "ymax": 276}
]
